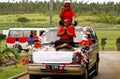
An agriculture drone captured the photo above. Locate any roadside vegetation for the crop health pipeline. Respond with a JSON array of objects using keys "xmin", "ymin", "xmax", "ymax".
[
  {"xmin": 0, "ymin": 1, "xmax": 120, "ymax": 29},
  {"xmin": 0, "ymin": 13, "xmax": 120, "ymax": 29},
  {"xmin": 96, "ymin": 30, "xmax": 120, "ymax": 51},
  {"xmin": 0, "ymin": 64, "xmax": 26, "ymax": 79}
]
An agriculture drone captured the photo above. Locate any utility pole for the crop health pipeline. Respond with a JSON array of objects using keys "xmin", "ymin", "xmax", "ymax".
[
  {"xmin": 70, "ymin": 0, "xmax": 72, "ymax": 3},
  {"xmin": 50, "ymin": 0, "xmax": 53, "ymax": 27}
]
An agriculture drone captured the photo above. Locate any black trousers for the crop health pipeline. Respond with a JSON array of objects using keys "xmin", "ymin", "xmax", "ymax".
[
  {"xmin": 59, "ymin": 20, "xmax": 77, "ymax": 26},
  {"xmin": 54, "ymin": 40, "xmax": 75, "ymax": 47}
]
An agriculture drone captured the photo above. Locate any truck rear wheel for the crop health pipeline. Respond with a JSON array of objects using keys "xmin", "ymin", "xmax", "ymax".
[
  {"xmin": 77, "ymin": 68, "xmax": 89, "ymax": 79},
  {"xmin": 29, "ymin": 74, "xmax": 41, "ymax": 79},
  {"xmin": 82, "ymin": 68, "xmax": 89, "ymax": 79},
  {"xmin": 93, "ymin": 53, "xmax": 99, "ymax": 76}
]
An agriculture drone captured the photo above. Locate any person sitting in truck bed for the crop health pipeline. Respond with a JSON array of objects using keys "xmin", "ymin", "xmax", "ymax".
[{"xmin": 55, "ymin": 18, "xmax": 76, "ymax": 50}]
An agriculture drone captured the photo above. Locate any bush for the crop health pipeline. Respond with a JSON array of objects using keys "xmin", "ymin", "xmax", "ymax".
[
  {"xmin": 97, "ymin": 14, "xmax": 117, "ymax": 24},
  {"xmin": 116, "ymin": 17, "xmax": 120, "ymax": 24},
  {"xmin": 17, "ymin": 17, "xmax": 30, "ymax": 23},
  {"xmin": 0, "ymin": 34, "xmax": 6, "ymax": 40}
]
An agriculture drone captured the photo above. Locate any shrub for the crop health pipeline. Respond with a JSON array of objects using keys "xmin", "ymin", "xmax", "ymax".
[
  {"xmin": 17, "ymin": 17, "xmax": 30, "ymax": 23},
  {"xmin": 0, "ymin": 34, "xmax": 6, "ymax": 40},
  {"xmin": 97, "ymin": 14, "xmax": 117, "ymax": 24},
  {"xmin": 116, "ymin": 17, "xmax": 120, "ymax": 24}
]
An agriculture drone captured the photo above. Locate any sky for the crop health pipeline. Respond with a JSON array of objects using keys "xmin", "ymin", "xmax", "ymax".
[{"xmin": 0, "ymin": 0, "xmax": 120, "ymax": 3}]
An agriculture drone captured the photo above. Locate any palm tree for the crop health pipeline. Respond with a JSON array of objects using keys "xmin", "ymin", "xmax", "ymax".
[
  {"xmin": 0, "ymin": 34, "xmax": 19, "ymax": 67},
  {"xmin": 0, "ymin": 48, "xmax": 20, "ymax": 67}
]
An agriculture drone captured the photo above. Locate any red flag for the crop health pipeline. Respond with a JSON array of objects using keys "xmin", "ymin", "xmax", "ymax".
[{"xmin": 79, "ymin": 38, "xmax": 94, "ymax": 46}]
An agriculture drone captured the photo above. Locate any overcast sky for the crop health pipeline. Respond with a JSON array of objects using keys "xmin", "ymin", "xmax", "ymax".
[{"xmin": 0, "ymin": 0, "xmax": 120, "ymax": 3}]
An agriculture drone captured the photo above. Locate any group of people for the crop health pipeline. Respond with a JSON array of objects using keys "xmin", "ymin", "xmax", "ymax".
[
  {"xmin": 55, "ymin": 1, "xmax": 94, "ymax": 50},
  {"xmin": 28, "ymin": 1, "xmax": 92, "ymax": 50},
  {"xmin": 55, "ymin": 1, "xmax": 77, "ymax": 50},
  {"xmin": 27, "ymin": 1, "xmax": 77, "ymax": 50},
  {"xmin": 28, "ymin": 31, "xmax": 41, "ymax": 48}
]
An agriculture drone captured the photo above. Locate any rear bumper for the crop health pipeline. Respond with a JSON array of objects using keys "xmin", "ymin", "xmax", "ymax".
[{"xmin": 27, "ymin": 63, "xmax": 85, "ymax": 76}]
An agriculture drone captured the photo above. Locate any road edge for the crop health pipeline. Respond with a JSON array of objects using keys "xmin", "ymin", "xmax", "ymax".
[{"xmin": 8, "ymin": 71, "xmax": 28, "ymax": 79}]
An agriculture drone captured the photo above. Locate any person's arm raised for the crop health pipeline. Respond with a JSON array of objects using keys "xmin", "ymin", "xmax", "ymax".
[
  {"xmin": 57, "ymin": 27, "xmax": 66, "ymax": 37},
  {"xmin": 59, "ymin": 7, "xmax": 64, "ymax": 18}
]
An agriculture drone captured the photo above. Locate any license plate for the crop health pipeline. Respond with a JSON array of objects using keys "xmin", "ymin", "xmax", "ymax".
[{"xmin": 48, "ymin": 64, "xmax": 59, "ymax": 70}]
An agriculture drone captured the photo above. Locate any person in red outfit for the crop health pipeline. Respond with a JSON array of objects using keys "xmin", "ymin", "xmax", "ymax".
[
  {"xmin": 55, "ymin": 18, "xmax": 76, "ymax": 50},
  {"xmin": 34, "ymin": 41, "xmax": 42, "ymax": 48},
  {"xmin": 32, "ymin": 31, "xmax": 38, "ymax": 40},
  {"xmin": 59, "ymin": 1, "xmax": 77, "ymax": 26}
]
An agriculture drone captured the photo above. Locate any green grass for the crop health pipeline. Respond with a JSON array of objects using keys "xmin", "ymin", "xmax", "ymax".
[
  {"xmin": 0, "ymin": 13, "xmax": 49, "ymax": 24},
  {"xmin": 96, "ymin": 30, "xmax": 120, "ymax": 51},
  {"xmin": 0, "ymin": 13, "xmax": 120, "ymax": 29},
  {"xmin": 0, "ymin": 63, "xmax": 26, "ymax": 79}
]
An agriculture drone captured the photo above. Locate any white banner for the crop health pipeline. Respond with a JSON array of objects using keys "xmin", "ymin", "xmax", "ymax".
[{"xmin": 33, "ymin": 51, "xmax": 73, "ymax": 63}]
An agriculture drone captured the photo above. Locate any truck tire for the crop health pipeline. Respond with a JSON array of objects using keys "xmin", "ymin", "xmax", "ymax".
[
  {"xmin": 80, "ymin": 63, "xmax": 89, "ymax": 79},
  {"xmin": 93, "ymin": 53, "xmax": 99, "ymax": 76},
  {"xmin": 82, "ymin": 68, "xmax": 89, "ymax": 79},
  {"xmin": 29, "ymin": 74, "xmax": 39, "ymax": 79}
]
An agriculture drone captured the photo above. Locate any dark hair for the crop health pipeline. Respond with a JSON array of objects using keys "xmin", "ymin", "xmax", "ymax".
[{"xmin": 30, "ymin": 34, "xmax": 33, "ymax": 38}]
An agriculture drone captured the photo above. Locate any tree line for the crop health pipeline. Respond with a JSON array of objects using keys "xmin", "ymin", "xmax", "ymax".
[{"xmin": 0, "ymin": 1, "xmax": 120, "ymax": 15}]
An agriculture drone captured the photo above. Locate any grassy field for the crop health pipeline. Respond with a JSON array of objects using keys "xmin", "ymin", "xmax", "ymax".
[
  {"xmin": 0, "ymin": 13, "xmax": 120, "ymax": 29},
  {"xmin": 96, "ymin": 30, "xmax": 120, "ymax": 51},
  {"xmin": 0, "ymin": 64, "xmax": 26, "ymax": 79}
]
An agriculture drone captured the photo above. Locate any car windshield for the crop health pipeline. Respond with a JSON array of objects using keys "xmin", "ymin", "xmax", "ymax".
[{"xmin": 45, "ymin": 28, "xmax": 83, "ymax": 43}]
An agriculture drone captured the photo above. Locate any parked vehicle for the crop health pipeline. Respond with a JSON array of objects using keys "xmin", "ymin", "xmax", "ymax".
[
  {"xmin": 27, "ymin": 27, "xmax": 99, "ymax": 79},
  {"xmin": 6, "ymin": 28, "xmax": 46, "ymax": 52}
]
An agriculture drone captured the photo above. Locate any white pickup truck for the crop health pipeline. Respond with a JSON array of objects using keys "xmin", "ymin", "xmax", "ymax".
[{"xmin": 27, "ymin": 27, "xmax": 99, "ymax": 79}]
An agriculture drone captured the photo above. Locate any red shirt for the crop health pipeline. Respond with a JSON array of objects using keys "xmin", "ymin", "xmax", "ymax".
[
  {"xmin": 33, "ymin": 33, "xmax": 38, "ymax": 40},
  {"xmin": 57, "ymin": 26, "xmax": 76, "ymax": 40},
  {"xmin": 61, "ymin": 9, "xmax": 75, "ymax": 23},
  {"xmin": 79, "ymin": 38, "xmax": 94, "ymax": 46}
]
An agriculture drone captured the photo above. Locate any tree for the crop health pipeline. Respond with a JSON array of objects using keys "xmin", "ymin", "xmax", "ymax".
[
  {"xmin": 0, "ymin": 34, "xmax": 20, "ymax": 67},
  {"xmin": 0, "ymin": 48, "xmax": 20, "ymax": 67}
]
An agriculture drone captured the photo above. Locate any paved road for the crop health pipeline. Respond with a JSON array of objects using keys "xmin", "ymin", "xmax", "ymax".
[
  {"xmin": 18, "ymin": 51, "xmax": 120, "ymax": 79},
  {"xmin": 94, "ymin": 51, "xmax": 120, "ymax": 79}
]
